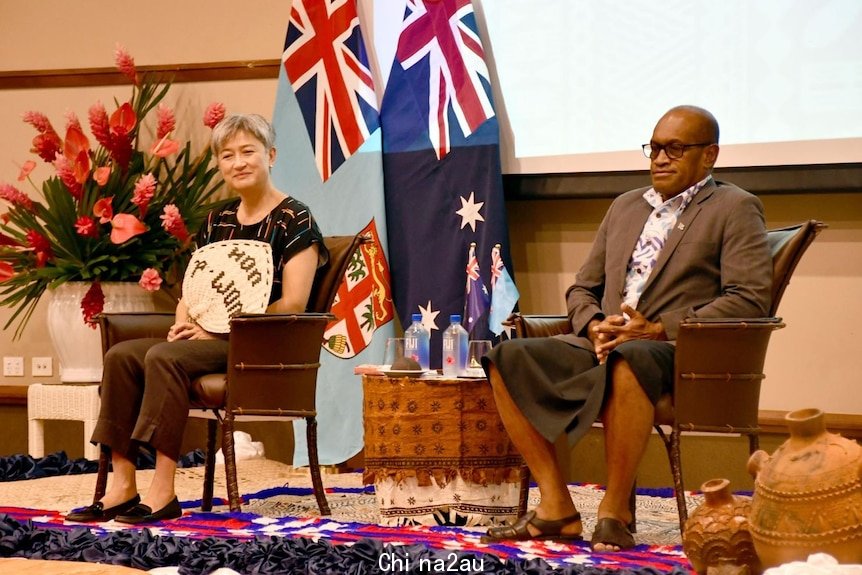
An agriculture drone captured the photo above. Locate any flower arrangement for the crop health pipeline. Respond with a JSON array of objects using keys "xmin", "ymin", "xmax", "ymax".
[{"xmin": 0, "ymin": 46, "xmax": 228, "ymax": 337}]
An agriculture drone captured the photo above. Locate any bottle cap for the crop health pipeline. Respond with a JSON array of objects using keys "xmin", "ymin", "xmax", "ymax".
[
  {"xmin": 411, "ymin": 313, "xmax": 422, "ymax": 321},
  {"xmin": 450, "ymin": 314, "xmax": 461, "ymax": 323}
]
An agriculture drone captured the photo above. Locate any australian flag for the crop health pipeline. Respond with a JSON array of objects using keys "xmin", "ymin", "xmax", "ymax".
[
  {"xmin": 381, "ymin": 0, "xmax": 514, "ymax": 367},
  {"xmin": 464, "ymin": 242, "xmax": 490, "ymax": 337}
]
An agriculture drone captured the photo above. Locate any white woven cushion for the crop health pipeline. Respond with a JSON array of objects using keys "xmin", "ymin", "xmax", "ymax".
[{"xmin": 182, "ymin": 239, "xmax": 274, "ymax": 333}]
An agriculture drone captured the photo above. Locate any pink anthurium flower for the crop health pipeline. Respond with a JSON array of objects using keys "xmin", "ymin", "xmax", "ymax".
[
  {"xmin": 17, "ymin": 160, "xmax": 36, "ymax": 181},
  {"xmin": 109, "ymin": 102, "xmax": 136, "ymax": 137},
  {"xmin": 72, "ymin": 149, "xmax": 90, "ymax": 184},
  {"xmin": 0, "ymin": 261, "xmax": 14, "ymax": 282},
  {"xmin": 93, "ymin": 166, "xmax": 111, "ymax": 186},
  {"xmin": 63, "ymin": 123, "xmax": 90, "ymax": 161},
  {"xmin": 150, "ymin": 136, "xmax": 180, "ymax": 158},
  {"xmin": 93, "ymin": 196, "xmax": 114, "ymax": 224},
  {"xmin": 109, "ymin": 213, "xmax": 146, "ymax": 244}
]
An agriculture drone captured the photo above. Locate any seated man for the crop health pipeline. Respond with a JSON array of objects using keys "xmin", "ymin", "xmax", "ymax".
[{"xmin": 482, "ymin": 105, "xmax": 772, "ymax": 551}]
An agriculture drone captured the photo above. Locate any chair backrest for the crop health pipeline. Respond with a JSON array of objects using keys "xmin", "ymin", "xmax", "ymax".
[
  {"xmin": 306, "ymin": 234, "xmax": 367, "ymax": 314},
  {"xmin": 767, "ymin": 220, "xmax": 827, "ymax": 316},
  {"xmin": 672, "ymin": 220, "xmax": 826, "ymax": 431}
]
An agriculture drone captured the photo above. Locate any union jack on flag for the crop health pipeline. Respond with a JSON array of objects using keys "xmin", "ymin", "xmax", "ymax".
[
  {"xmin": 282, "ymin": 0, "xmax": 379, "ymax": 182},
  {"xmin": 396, "ymin": 0, "xmax": 496, "ymax": 159}
]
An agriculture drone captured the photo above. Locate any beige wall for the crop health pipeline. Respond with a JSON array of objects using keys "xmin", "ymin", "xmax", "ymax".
[{"xmin": 1, "ymin": 1, "xmax": 860, "ymax": 419}]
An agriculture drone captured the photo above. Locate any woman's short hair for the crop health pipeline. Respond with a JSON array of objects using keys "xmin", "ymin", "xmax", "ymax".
[{"xmin": 211, "ymin": 113, "xmax": 276, "ymax": 155}]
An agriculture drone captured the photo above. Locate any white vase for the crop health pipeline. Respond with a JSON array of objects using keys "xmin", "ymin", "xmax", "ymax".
[{"xmin": 47, "ymin": 282, "xmax": 166, "ymax": 383}]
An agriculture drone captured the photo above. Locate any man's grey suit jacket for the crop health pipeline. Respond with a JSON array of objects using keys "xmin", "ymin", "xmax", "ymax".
[{"xmin": 561, "ymin": 178, "xmax": 773, "ymax": 350}]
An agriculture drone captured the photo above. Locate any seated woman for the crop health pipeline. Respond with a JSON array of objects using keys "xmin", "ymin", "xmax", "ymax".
[{"xmin": 67, "ymin": 113, "xmax": 328, "ymax": 523}]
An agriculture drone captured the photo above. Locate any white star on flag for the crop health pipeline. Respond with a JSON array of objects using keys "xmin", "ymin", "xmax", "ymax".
[
  {"xmin": 418, "ymin": 299, "xmax": 440, "ymax": 332},
  {"xmin": 455, "ymin": 191, "xmax": 484, "ymax": 232}
]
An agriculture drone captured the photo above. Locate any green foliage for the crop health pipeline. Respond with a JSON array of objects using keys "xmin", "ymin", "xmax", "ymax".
[{"xmin": 0, "ymin": 69, "xmax": 228, "ymax": 338}]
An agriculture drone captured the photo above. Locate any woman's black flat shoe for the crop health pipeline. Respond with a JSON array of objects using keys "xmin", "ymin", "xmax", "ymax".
[
  {"xmin": 66, "ymin": 494, "xmax": 141, "ymax": 523},
  {"xmin": 115, "ymin": 496, "xmax": 182, "ymax": 524}
]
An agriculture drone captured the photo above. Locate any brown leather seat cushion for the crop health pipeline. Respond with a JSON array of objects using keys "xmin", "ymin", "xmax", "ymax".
[{"xmin": 191, "ymin": 373, "xmax": 227, "ymax": 408}]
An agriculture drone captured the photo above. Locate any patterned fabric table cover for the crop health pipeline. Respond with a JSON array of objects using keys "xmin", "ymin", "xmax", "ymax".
[{"xmin": 362, "ymin": 374, "xmax": 524, "ymax": 526}]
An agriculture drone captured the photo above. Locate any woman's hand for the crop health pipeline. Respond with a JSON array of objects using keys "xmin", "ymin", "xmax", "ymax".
[{"xmin": 167, "ymin": 321, "xmax": 218, "ymax": 341}]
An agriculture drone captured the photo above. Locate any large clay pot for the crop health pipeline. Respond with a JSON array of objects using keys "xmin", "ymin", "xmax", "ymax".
[
  {"xmin": 683, "ymin": 478, "xmax": 761, "ymax": 575},
  {"xmin": 747, "ymin": 408, "xmax": 862, "ymax": 568}
]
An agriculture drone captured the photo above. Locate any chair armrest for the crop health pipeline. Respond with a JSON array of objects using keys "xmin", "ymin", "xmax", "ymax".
[
  {"xmin": 509, "ymin": 313, "xmax": 572, "ymax": 338},
  {"xmin": 98, "ymin": 312, "xmax": 175, "ymax": 354},
  {"xmin": 673, "ymin": 317, "xmax": 785, "ymax": 430},
  {"xmin": 225, "ymin": 313, "xmax": 335, "ymax": 413}
]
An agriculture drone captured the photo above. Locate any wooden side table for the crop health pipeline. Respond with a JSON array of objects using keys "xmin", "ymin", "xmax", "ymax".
[{"xmin": 362, "ymin": 373, "xmax": 528, "ymax": 526}]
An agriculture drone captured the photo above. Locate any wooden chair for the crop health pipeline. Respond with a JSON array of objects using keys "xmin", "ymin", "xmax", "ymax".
[
  {"xmin": 93, "ymin": 234, "xmax": 366, "ymax": 515},
  {"xmin": 510, "ymin": 220, "xmax": 826, "ymax": 532}
]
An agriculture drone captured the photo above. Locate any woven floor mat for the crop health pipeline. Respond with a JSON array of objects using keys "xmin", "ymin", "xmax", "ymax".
[{"xmin": 0, "ymin": 458, "xmax": 693, "ymax": 547}]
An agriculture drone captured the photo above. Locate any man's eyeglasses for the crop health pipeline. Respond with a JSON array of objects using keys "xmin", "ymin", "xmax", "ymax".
[{"xmin": 642, "ymin": 142, "xmax": 714, "ymax": 160}]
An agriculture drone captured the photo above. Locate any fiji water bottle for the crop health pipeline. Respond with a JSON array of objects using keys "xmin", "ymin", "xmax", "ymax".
[
  {"xmin": 404, "ymin": 313, "xmax": 430, "ymax": 370},
  {"xmin": 442, "ymin": 314, "xmax": 469, "ymax": 377}
]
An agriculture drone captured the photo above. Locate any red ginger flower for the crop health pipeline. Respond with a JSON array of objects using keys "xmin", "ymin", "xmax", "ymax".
[
  {"xmin": 203, "ymin": 102, "xmax": 226, "ymax": 129},
  {"xmin": 65, "ymin": 112, "xmax": 83, "ymax": 133},
  {"xmin": 23, "ymin": 111, "xmax": 62, "ymax": 163},
  {"xmin": 0, "ymin": 183, "xmax": 35, "ymax": 211},
  {"xmin": 22, "ymin": 111, "xmax": 54, "ymax": 133},
  {"xmin": 75, "ymin": 216, "xmax": 98, "ymax": 238},
  {"xmin": 160, "ymin": 204, "xmax": 189, "ymax": 243},
  {"xmin": 88, "ymin": 103, "xmax": 112, "ymax": 148},
  {"xmin": 81, "ymin": 281, "xmax": 105, "ymax": 328},
  {"xmin": 30, "ymin": 133, "xmax": 62, "ymax": 163},
  {"xmin": 139, "ymin": 268, "xmax": 163, "ymax": 292},
  {"xmin": 132, "ymin": 173, "xmax": 157, "ymax": 214},
  {"xmin": 25, "ymin": 229, "xmax": 52, "ymax": 267},
  {"xmin": 53, "ymin": 156, "xmax": 84, "ymax": 201},
  {"xmin": 156, "ymin": 104, "xmax": 176, "ymax": 139},
  {"xmin": 114, "ymin": 44, "xmax": 138, "ymax": 86}
]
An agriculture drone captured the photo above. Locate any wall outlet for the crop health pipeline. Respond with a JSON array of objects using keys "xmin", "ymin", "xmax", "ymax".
[
  {"xmin": 3, "ymin": 356, "xmax": 24, "ymax": 377},
  {"xmin": 32, "ymin": 356, "xmax": 53, "ymax": 377}
]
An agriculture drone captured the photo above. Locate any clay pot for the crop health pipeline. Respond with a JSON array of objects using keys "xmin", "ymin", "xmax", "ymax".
[
  {"xmin": 747, "ymin": 408, "xmax": 862, "ymax": 568},
  {"xmin": 683, "ymin": 478, "xmax": 762, "ymax": 575}
]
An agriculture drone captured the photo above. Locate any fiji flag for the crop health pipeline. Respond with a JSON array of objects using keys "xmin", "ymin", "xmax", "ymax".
[
  {"xmin": 464, "ymin": 242, "xmax": 490, "ymax": 337},
  {"xmin": 381, "ymin": 0, "xmax": 514, "ymax": 367},
  {"xmin": 273, "ymin": 0, "xmax": 395, "ymax": 465},
  {"xmin": 489, "ymin": 243, "xmax": 519, "ymax": 337}
]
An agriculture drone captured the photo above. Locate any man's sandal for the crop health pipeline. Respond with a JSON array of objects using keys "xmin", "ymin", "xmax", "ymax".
[
  {"xmin": 590, "ymin": 517, "xmax": 636, "ymax": 551},
  {"xmin": 481, "ymin": 510, "xmax": 583, "ymax": 543}
]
